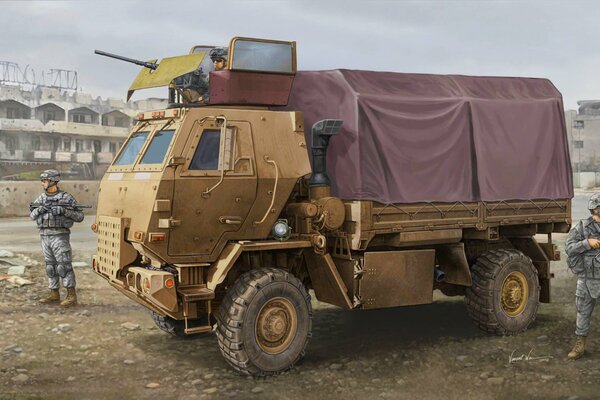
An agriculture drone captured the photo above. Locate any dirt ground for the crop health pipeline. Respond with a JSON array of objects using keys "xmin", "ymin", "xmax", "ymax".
[{"xmin": 1, "ymin": 226, "xmax": 599, "ymax": 400}]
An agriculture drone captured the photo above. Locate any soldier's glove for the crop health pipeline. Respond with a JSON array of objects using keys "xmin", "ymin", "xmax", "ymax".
[
  {"xmin": 51, "ymin": 206, "xmax": 65, "ymax": 216},
  {"xmin": 41, "ymin": 205, "xmax": 52, "ymax": 214}
]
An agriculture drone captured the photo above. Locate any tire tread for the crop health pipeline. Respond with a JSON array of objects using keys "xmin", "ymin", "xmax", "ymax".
[{"xmin": 216, "ymin": 267, "xmax": 312, "ymax": 376}]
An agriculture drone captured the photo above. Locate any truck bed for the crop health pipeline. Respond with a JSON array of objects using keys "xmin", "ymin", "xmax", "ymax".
[{"xmin": 344, "ymin": 199, "xmax": 571, "ymax": 250}]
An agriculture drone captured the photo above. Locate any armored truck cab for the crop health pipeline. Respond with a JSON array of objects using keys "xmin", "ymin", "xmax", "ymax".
[
  {"xmin": 93, "ymin": 106, "xmax": 311, "ymax": 316},
  {"xmin": 92, "ymin": 37, "xmax": 573, "ymax": 376}
]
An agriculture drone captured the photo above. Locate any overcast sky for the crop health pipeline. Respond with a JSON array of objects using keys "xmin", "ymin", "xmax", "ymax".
[{"xmin": 0, "ymin": 0, "xmax": 598, "ymax": 110}]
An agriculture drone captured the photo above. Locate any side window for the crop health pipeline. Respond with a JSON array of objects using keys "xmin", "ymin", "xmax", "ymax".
[
  {"xmin": 113, "ymin": 132, "xmax": 149, "ymax": 165},
  {"xmin": 230, "ymin": 39, "xmax": 295, "ymax": 74},
  {"xmin": 140, "ymin": 129, "xmax": 175, "ymax": 164},
  {"xmin": 189, "ymin": 130, "xmax": 220, "ymax": 170}
]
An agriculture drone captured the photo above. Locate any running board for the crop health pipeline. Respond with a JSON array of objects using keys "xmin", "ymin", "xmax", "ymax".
[{"xmin": 184, "ymin": 325, "xmax": 212, "ymax": 335}]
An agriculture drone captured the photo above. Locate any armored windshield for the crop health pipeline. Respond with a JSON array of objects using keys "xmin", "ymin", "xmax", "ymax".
[
  {"xmin": 140, "ymin": 129, "xmax": 175, "ymax": 164},
  {"xmin": 113, "ymin": 131, "xmax": 149, "ymax": 165}
]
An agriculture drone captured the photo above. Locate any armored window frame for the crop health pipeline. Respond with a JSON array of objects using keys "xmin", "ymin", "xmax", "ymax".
[
  {"xmin": 180, "ymin": 122, "xmax": 245, "ymax": 176},
  {"xmin": 112, "ymin": 131, "xmax": 150, "ymax": 167},
  {"xmin": 108, "ymin": 121, "xmax": 181, "ymax": 172},
  {"xmin": 228, "ymin": 37, "xmax": 296, "ymax": 74},
  {"xmin": 181, "ymin": 128, "xmax": 226, "ymax": 177},
  {"xmin": 188, "ymin": 130, "xmax": 221, "ymax": 171},
  {"xmin": 136, "ymin": 128, "xmax": 177, "ymax": 169}
]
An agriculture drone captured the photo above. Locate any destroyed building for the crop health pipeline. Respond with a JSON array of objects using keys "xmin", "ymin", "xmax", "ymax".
[{"xmin": 0, "ymin": 62, "xmax": 166, "ymax": 180}]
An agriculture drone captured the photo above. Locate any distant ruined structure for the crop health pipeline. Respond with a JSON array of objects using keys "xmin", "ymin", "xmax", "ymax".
[
  {"xmin": 565, "ymin": 101, "xmax": 600, "ymax": 188},
  {"xmin": 0, "ymin": 61, "xmax": 167, "ymax": 180}
]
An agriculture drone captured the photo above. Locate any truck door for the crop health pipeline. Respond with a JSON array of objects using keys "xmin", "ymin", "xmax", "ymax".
[{"xmin": 168, "ymin": 119, "xmax": 257, "ymax": 257}]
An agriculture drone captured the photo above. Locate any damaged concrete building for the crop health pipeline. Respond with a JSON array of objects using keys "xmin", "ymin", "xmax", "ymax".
[
  {"xmin": 0, "ymin": 82, "xmax": 166, "ymax": 180},
  {"xmin": 565, "ymin": 100, "xmax": 600, "ymax": 188}
]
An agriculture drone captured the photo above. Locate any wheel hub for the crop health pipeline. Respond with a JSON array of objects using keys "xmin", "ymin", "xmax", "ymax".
[
  {"xmin": 256, "ymin": 297, "xmax": 298, "ymax": 354},
  {"xmin": 501, "ymin": 271, "xmax": 529, "ymax": 317}
]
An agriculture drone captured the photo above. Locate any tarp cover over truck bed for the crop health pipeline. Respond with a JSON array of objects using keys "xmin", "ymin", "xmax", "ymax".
[{"xmin": 282, "ymin": 70, "xmax": 573, "ymax": 203}]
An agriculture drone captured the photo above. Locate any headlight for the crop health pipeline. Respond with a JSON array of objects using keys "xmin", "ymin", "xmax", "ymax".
[{"xmin": 272, "ymin": 219, "xmax": 291, "ymax": 241}]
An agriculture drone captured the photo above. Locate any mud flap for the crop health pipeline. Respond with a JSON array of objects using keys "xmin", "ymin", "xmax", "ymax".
[
  {"xmin": 436, "ymin": 243, "xmax": 472, "ymax": 286},
  {"xmin": 303, "ymin": 250, "xmax": 353, "ymax": 309}
]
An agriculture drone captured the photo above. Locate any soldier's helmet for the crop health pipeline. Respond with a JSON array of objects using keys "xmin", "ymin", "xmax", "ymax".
[
  {"xmin": 209, "ymin": 47, "xmax": 228, "ymax": 62},
  {"xmin": 40, "ymin": 169, "xmax": 61, "ymax": 183},
  {"xmin": 588, "ymin": 193, "xmax": 600, "ymax": 213}
]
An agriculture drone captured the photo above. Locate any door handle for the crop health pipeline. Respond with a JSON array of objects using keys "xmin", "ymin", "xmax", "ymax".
[{"xmin": 219, "ymin": 216, "xmax": 243, "ymax": 225}]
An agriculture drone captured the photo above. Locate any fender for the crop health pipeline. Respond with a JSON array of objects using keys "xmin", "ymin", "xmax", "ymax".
[{"xmin": 206, "ymin": 243, "xmax": 243, "ymax": 291}]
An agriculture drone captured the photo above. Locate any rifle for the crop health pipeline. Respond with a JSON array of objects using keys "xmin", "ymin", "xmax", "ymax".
[{"xmin": 30, "ymin": 199, "xmax": 92, "ymax": 213}]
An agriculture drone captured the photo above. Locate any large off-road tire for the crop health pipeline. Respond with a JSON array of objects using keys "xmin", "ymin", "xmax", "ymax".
[
  {"xmin": 216, "ymin": 268, "xmax": 312, "ymax": 376},
  {"xmin": 465, "ymin": 249, "xmax": 540, "ymax": 335}
]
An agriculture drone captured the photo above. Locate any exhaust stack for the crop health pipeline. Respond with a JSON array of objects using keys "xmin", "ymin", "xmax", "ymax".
[{"xmin": 309, "ymin": 119, "xmax": 343, "ymax": 200}]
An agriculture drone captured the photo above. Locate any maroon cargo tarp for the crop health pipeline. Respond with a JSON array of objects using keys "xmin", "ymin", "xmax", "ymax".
[{"xmin": 280, "ymin": 70, "xmax": 573, "ymax": 203}]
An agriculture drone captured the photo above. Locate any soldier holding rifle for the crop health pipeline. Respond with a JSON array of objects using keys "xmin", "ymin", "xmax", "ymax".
[
  {"xmin": 29, "ymin": 169, "xmax": 88, "ymax": 307},
  {"xmin": 565, "ymin": 193, "xmax": 600, "ymax": 359}
]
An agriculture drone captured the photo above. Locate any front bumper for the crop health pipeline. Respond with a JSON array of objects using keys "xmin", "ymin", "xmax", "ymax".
[
  {"xmin": 93, "ymin": 256, "xmax": 178, "ymax": 314},
  {"xmin": 92, "ymin": 215, "xmax": 179, "ymax": 314}
]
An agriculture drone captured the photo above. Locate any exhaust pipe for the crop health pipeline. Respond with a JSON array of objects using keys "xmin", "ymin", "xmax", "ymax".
[
  {"xmin": 309, "ymin": 119, "xmax": 343, "ymax": 199},
  {"xmin": 434, "ymin": 267, "xmax": 446, "ymax": 283}
]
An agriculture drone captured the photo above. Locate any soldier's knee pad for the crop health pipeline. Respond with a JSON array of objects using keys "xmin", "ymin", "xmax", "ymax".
[
  {"xmin": 56, "ymin": 263, "xmax": 73, "ymax": 278},
  {"xmin": 45, "ymin": 264, "xmax": 57, "ymax": 278}
]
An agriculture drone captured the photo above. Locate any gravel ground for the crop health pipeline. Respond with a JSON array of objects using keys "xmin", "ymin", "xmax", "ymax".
[{"xmin": 1, "ymin": 234, "xmax": 599, "ymax": 400}]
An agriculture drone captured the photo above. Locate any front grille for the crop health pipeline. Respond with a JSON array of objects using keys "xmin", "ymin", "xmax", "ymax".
[{"xmin": 96, "ymin": 216, "xmax": 128, "ymax": 280}]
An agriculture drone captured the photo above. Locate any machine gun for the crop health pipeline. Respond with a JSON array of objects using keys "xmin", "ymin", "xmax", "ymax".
[
  {"xmin": 94, "ymin": 50, "xmax": 158, "ymax": 70},
  {"xmin": 94, "ymin": 49, "xmax": 208, "ymax": 104}
]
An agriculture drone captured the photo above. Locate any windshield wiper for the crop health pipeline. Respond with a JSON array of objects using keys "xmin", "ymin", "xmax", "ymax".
[{"xmin": 132, "ymin": 121, "xmax": 149, "ymax": 135}]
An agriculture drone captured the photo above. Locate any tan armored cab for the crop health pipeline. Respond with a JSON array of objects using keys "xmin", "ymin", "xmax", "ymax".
[{"xmin": 93, "ymin": 37, "xmax": 573, "ymax": 376}]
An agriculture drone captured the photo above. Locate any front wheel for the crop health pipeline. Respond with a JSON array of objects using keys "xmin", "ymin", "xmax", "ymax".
[
  {"xmin": 465, "ymin": 249, "xmax": 540, "ymax": 335},
  {"xmin": 216, "ymin": 268, "xmax": 312, "ymax": 376},
  {"xmin": 150, "ymin": 311, "xmax": 212, "ymax": 338}
]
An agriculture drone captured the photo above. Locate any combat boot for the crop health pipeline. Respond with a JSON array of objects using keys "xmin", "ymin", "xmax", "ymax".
[
  {"xmin": 39, "ymin": 289, "xmax": 60, "ymax": 304},
  {"xmin": 568, "ymin": 335, "xmax": 586, "ymax": 360},
  {"xmin": 60, "ymin": 288, "xmax": 77, "ymax": 307}
]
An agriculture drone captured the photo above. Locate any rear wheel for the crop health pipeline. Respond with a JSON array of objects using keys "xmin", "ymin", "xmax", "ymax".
[
  {"xmin": 465, "ymin": 249, "xmax": 540, "ymax": 335},
  {"xmin": 216, "ymin": 268, "xmax": 312, "ymax": 376}
]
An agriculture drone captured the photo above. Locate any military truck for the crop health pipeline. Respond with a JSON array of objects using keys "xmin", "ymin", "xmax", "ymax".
[{"xmin": 92, "ymin": 37, "xmax": 573, "ymax": 376}]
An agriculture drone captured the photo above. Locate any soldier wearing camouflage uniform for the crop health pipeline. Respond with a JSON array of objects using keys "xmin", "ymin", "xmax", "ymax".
[
  {"xmin": 29, "ymin": 170, "xmax": 84, "ymax": 307},
  {"xmin": 565, "ymin": 193, "xmax": 600, "ymax": 359},
  {"xmin": 209, "ymin": 47, "xmax": 228, "ymax": 71}
]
